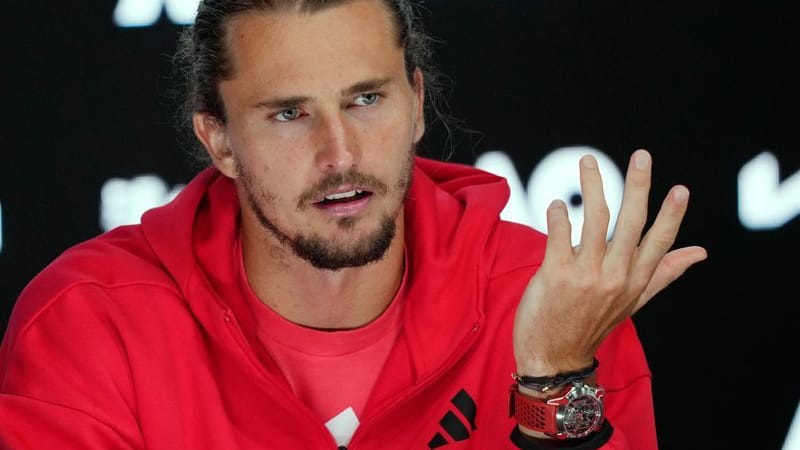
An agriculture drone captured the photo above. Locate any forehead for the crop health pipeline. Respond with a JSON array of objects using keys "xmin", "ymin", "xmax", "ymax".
[{"xmin": 221, "ymin": 0, "xmax": 406, "ymax": 100}]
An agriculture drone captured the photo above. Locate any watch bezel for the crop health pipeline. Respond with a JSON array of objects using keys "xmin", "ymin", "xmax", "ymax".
[{"xmin": 549, "ymin": 381, "xmax": 605, "ymax": 439}]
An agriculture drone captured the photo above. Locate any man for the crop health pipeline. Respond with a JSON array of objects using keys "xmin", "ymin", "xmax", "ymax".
[{"xmin": 0, "ymin": 0, "xmax": 707, "ymax": 448}]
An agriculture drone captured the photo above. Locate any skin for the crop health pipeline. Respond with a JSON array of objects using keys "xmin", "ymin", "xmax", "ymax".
[
  {"xmin": 514, "ymin": 151, "xmax": 707, "ymax": 376},
  {"xmin": 513, "ymin": 151, "xmax": 707, "ymax": 437},
  {"xmin": 193, "ymin": 0, "xmax": 425, "ymax": 329},
  {"xmin": 193, "ymin": 0, "xmax": 708, "ymax": 439}
]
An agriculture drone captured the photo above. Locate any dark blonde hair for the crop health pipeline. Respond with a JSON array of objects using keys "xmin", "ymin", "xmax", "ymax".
[{"xmin": 174, "ymin": 0, "xmax": 449, "ymax": 164}]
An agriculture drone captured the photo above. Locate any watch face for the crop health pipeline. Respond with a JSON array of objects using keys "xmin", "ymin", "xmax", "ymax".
[{"xmin": 559, "ymin": 394, "xmax": 603, "ymax": 438}]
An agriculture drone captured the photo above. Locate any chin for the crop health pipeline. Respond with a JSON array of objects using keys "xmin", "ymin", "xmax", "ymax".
[{"xmin": 293, "ymin": 214, "xmax": 397, "ymax": 271}]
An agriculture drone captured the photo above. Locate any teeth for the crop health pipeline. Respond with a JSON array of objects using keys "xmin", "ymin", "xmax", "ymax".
[{"xmin": 325, "ymin": 190, "xmax": 362, "ymax": 201}]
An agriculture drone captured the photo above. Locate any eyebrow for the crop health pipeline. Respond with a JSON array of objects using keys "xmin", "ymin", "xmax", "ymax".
[
  {"xmin": 342, "ymin": 77, "xmax": 392, "ymax": 97},
  {"xmin": 253, "ymin": 95, "xmax": 310, "ymax": 110},
  {"xmin": 252, "ymin": 77, "xmax": 393, "ymax": 110}
]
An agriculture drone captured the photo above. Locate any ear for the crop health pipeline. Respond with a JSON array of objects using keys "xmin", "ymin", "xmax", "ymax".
[
  {"xmin": 411, "ymin": 68, "xmax": 426, "ymax": 144},
  {"xmin": 192, "ymin": 112, "xmax": 238, "ymax": 178}
]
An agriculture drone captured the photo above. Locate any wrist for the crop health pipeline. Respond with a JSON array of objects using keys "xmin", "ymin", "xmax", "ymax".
[
  {"xmin": 515, "ymin": 357, "xmax": 596, "ymax": 379},
  {"xmin": 513, "ymin": 358, "xmax": 599, "ymax": 394},
  {"xmin": 518, "ymin": 383, "xmax": 568, "ymax": 400}
]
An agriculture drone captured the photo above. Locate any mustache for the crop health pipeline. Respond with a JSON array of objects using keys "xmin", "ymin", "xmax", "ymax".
[{"xmin": 297, "ymin": 171, "xmax": 389, "ymax": 209}]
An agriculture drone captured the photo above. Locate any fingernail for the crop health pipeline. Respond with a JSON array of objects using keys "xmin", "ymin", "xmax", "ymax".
[
  {"xmin": 549, "ymin": 199, "xmax": 567, "ymax": 210},
  {"xmin": 673, "ymin": 186, "xmax": 689, "ymax": 203},
  {"xmin": 635, "ymin": 150, "xmax": 650, "ymax": 169},
  {"xmin": 581, "ymin": 155, "xmax": 597, "ymax": 169}
]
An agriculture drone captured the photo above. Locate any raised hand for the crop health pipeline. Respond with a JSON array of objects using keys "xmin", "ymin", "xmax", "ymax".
[{"xmin": 512, "ymin": 149, "xmax": 708, "ymax": 376}]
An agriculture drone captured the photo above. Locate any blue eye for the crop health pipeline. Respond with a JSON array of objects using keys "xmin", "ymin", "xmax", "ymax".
[
  {"xmin": 274, "ymin": 108, "xmax": 302, "ymax": 122},
  {"xmin": 353, "ymin": 93, "xmax": 381, "ymax": 106}
]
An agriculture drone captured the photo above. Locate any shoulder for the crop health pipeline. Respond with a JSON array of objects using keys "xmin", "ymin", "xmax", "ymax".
[
  {"xmin": 485, "ymin": 220, "xmax": 547, "ymax": 280},
  {"xmin": 3, "ymin": 225, "xmax": 183, "ymax": 350},
  {"xmin": 24, "ymin": 224, "xmax": 178, "ymax": 297},
  {"xmin": 473, "ymin": 220, "xmax": 547, "ymax": 320}
]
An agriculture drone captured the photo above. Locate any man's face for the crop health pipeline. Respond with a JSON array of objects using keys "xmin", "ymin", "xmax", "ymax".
[{"xmin": 196, "ymin": 0, "xmax": 425, "ymax": 270}]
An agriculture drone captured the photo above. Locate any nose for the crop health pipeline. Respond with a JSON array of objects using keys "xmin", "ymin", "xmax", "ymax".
[{"xmin": 313, "ymin": 112, "xmax": 360, "ymax": 173}]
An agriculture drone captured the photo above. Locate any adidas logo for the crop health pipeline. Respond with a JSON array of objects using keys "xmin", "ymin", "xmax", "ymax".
[{"xmin": 428, "ymin": 389, "xmax": 477, "ymax": 448}]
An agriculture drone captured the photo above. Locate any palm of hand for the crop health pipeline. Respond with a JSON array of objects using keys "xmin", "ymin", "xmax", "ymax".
[{"xmin": 513, "ymin": 149, "xmax": 707, "ymax": 376}]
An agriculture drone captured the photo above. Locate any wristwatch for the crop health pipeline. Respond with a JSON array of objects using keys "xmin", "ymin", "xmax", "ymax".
[{"xmin": 509, "ymin": 380, "xmax": 605, "ymax": 439}]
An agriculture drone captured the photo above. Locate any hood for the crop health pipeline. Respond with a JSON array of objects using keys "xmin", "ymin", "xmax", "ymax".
[
  {"xmin": 140, "ymin": 156, "xmax": 513, "ymax": 376},
  {"xmin": 400, "ymin": 157, "xmax": 512, "ymax": 375}
]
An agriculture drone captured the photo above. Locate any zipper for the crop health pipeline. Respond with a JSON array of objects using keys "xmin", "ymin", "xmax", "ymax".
[
  {"xmin": 346, "ymin": 321, "xmax": 482, "ymax": 449},
  {"xmin": 223, "ymin": 309, "xmax": 345, "ymax": 449},
  {"xmin": 225, "ymin": 306, "xmax": 482, "ymax": 449}
]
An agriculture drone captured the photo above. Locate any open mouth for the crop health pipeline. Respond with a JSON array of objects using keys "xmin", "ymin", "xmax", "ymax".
[{"xmin": 315, "ymin": 190, "xmax": 373, "ymax": 206}]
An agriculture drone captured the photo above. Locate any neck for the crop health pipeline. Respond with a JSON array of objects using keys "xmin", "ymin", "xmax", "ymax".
[{"xmin": 241, "ymin": 214, "xmax": 406, "ymax": 330}]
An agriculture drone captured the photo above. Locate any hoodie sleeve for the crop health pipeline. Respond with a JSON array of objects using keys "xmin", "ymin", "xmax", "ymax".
[
  {"xmin": 505, "ymin": 318, "xmax": 658, "ymax": 450},
  {"xmin": 487, "ymin": 223, "xmax": 658, "ymax": 450},
  {"xmin": 508, "ymin": 375, "xmax": 657, "ymax": 450},
  {"xmin": 0, "ymin": 284, "xmax": 145, "ymax": 449},
  {"xmin": 0, "ymin": 394, "xmax": 142, "ymax": 450}
]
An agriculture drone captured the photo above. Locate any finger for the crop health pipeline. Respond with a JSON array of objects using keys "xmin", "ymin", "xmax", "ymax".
[
  {"xmin": 633, "ymin": 245, "xmax": 708, "ymax": 312},
  {"xmin": 577, "ymin": 154, "xmax": 610, "ymax": 260},
  {"xmin": 632, "ymin": 185, "xmax": 691, "ymax": 276},
  {"xmin": 543, "ymin": 199, "xmax": 574, "ymax": 265},
  {"xmin": 606, "ymin": 149, "xmax": 652, "ymax": 266}
]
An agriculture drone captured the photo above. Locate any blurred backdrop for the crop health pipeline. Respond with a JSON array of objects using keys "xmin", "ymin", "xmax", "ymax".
[{"xmin": 2, "ymin": 1, "xmax": 798, "ymax": 448}]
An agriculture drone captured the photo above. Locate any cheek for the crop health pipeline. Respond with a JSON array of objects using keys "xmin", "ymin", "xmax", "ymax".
[
  {"xmin": 237, "ymin": 112, "xmax": 312, "ymax": 154},
  {"xmin": 235, "ymin": 131, "xmax": 314, "ymax": 177},
  {"xmin": 373, "ymin": 110, "xmax": 416, "ymax": 148}
]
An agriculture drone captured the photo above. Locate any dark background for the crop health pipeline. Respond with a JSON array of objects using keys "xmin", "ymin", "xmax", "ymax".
[{"xmin": 2, "ymin": 1, "xmax": 798, "ymax": 449}]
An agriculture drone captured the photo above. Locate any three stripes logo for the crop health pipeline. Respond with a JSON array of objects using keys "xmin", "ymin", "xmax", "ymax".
[{"xmin": 428, "ymin": 389, "xmax": 478, "ymax": 448}]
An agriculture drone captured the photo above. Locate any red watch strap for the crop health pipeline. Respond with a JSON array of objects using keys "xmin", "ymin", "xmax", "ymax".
[{"xmin": 508, "ymin": 385, "xmax": 559, "ymax": 435}]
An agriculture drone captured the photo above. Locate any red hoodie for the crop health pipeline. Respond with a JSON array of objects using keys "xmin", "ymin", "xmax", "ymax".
[{"xmin": 0, "ymin": 157, "xmax": 656, "ymax": 449}]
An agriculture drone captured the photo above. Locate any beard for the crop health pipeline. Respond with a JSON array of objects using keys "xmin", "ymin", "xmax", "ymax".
[{"xmin": 237, "ymin": 152, "xmax": 414, "ymax": 271}]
